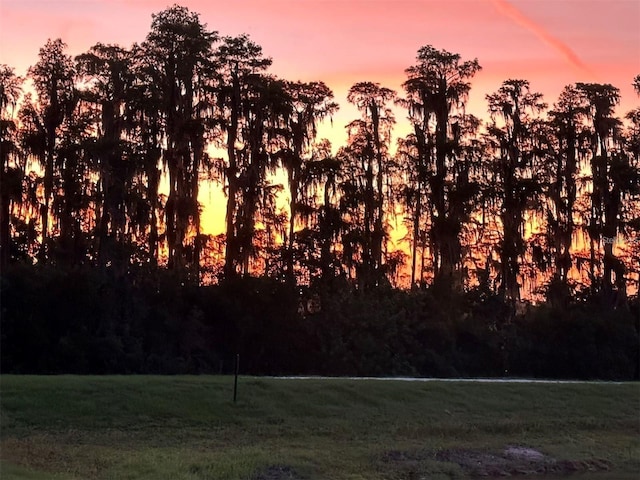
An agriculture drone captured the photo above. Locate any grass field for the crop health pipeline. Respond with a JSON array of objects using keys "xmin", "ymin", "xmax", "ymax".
[{"xmin": 0, "ymin": 376, "xmax": 638, "ymax": 479}]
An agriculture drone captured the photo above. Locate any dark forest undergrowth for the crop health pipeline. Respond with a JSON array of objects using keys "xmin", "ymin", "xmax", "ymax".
[{"xmin": 1, "ymin": 265, "xmax": 638, "ymax": 380}]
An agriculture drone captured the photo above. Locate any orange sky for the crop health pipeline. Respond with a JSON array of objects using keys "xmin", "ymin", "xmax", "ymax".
[{"xmin": 1, "ymin": 0, "xmax": 639, "ymax": 235}]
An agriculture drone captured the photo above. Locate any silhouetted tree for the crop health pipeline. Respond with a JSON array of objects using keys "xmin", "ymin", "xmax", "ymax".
[
  {"xmin": 142, "ymin": 5, "xmax": 217, "ymax": 280},
  {"xmin": 400, "ymin": 45, "xmax": 481, "ymax": 290},
  {"xmin": 54, "ymin": 89, "xmax": 95, "ymax": 265},
  {"xmin": 25, "ymin": 39, "xmax": 76, "ymax": 262},
  {"xmin": 394, "ymin": 133, "xmax": 430, "ymax": 286},
  {"xmin": 342, "ymin": 81, "xmax": 396, "ymax": 289},
  {"xmin": 542, "ymin": 85, "xmax": 589, "ymax": 303},
  {"xmin": 76, "ymin": 44, "xmax": 137, "ymax": 269},
  {"xmin": 282, "ymin": 80, "xmax": 338, "ymax": 281},
  {"xmin": 236, "ymin": 74, "xmax": 291, "ymax": 276},
  {"xmin": 127, "ymin": 43, "xmax": 166, "ymax": 267},
  {"xmin": 0, "ymin": 65, "xmax": 22, "ymax": 269},
  {"xmin": 575, "ymin": 83, "xmax": 632, "ymax": 299},
  {"xmin": 214, "ymin": 34, "xmax": 272, "ymax": 278},
  {"xmin": 297, "ymin": 140, "xmax": 346, "ymax": 285},
  {"xmin": 486, "ymin": 79, "xmax": 546, "ymax": 303}
]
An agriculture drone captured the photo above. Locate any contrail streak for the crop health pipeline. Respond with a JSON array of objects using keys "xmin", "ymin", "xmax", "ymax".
[{"xmin": 491, "ymin": 0, "xmax": 593, "ymax": 76}]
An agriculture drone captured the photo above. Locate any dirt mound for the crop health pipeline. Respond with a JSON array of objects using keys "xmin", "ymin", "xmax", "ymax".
[
  {"xmin": 436, "ymin": 447, "xmax": 551, "ymax": 476},
  {"xmin": 504, "ymin": 446, "xmax": 545, "ymax": 462},
  {"xmin": 436, "ymin": 446, "xmax": 612, "ymax": 477},
  {"xmin": 378, "ymin": 446, "xmax": 613, "ymax": 478}
]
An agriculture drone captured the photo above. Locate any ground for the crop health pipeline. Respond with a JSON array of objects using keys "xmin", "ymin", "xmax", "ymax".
[{"xmin": 0, "ymin": 376, "xmax": 638, "ymax": 479}]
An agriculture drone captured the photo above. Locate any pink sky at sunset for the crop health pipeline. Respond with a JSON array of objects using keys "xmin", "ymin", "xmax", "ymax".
[{"xmin": 1, "ymin": 0, "xmax": 639, "ymax": 235}]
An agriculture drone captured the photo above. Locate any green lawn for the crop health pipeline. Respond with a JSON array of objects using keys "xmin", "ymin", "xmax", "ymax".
[{"xmin": 0, "ymin": 376, "xmax": 638, "ymax": 479}]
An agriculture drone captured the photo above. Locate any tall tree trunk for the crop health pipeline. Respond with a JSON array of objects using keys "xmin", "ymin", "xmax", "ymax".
[
  {"xmin": 148, "ymin": 161, "xmax": 160, "ymax": 268},
  {"xmin": 411, "ymin": 185, "xmax": 421, "ymax": 288},
  {"xmin": 371, "ymin": 103, "xmax": 384, "ymax": 280},
  {"xmin": 224, "ymin": 67, "xmax": 240, "ymax": 278},
  {"xmin": 39, "ymin": 146, "xmax": 54, "ymax": 263},
  {"xmin": 0, "ymin": 167, "xmax": 9, "ymax": 270},
  {"xmin": 286, "ymin": 142, "xmax": 301, "ymax": 283}
]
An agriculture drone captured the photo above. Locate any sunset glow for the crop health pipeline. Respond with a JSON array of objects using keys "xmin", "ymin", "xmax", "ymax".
[
  {"xmin": 1, "ymin": 0, "xmax": 638, "ymax": 284},
  {"xmin": 2, "ymin": 1, "xmax": 637, "ymax": 109}
]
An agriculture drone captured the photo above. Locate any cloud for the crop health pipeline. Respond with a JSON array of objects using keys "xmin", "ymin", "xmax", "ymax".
[{"xmin": 491, "ymin": 0, "xmax": 593, "ymax": 77}]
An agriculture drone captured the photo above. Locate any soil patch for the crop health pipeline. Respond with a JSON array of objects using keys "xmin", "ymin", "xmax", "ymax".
[
  {"xmin": 378, "ymin": 446, "xmax": 613, "ymax": 478},
  {"xmin": 436, "ymin": 446, "xmax": 612, "ymax": 477}
]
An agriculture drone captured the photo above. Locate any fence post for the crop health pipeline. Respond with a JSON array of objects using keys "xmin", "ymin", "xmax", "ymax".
[{"xmin": 233, "ymin": 353, "xmax": 239, "ymax": 403}]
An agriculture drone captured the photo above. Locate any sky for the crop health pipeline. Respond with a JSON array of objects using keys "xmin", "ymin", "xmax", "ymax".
[{"xmin": 1, "ymin": 0, "xmax": 639, "ymax": 234}]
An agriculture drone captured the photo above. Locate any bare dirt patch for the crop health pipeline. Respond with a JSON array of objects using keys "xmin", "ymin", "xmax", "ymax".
[
  {"xmin": 378, "ymin": 446, "xmax": 613, "ymax": 478},
  {"xmin": 437, "ymin": 446, "xmax": 613, "ymax": 477},
  {"xmin": 435, "ymin": 447, "xmax": 552, "ymax": 476}
]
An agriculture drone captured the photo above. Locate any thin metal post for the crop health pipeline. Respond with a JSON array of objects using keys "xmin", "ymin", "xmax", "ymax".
[{"xmin": 233, "ymin": 354, "xmax": 239, "ymax": 403}]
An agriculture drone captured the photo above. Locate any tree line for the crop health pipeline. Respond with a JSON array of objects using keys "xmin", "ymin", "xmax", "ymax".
[{"xmin": 1, "ymin": 5, "xmax": 639, "ymax": 378}]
